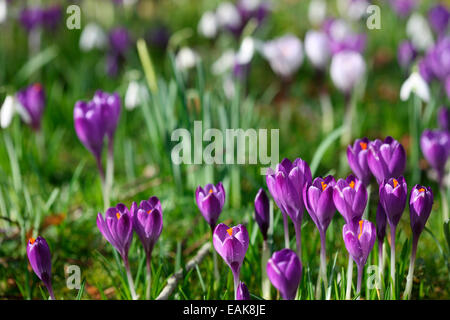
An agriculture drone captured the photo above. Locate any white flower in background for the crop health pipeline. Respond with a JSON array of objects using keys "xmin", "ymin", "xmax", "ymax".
[
  {"xmin": 304, "ymin": 30, "xmax": 330, "ymax": 69},
  {"xmin": 198, "ymin": 11, "xmax": 218, "ymax": 38},
  {"xmin": 125, "ymin": 81, "xmax": 148, "ymax": 110},
  {"xmin": 212, "ymin": 50, "xmax": 236, "ymax": 75},
  {"xmin": 236, "ymin": 36, "xmax": 255, "ymax": 65},
  {"xmin": 240, "ymin": 0, "xmax": 262, "ymax": 11},
  {"xmin": 406, "ymin": 13, "xmax": 434, "ymax": 51},
  {"xmin": 261, "ymin": 34, "xmax": 304, "ymax": 78},
  {"xmin": 337, "ymin": 0, "xmax": 369, "ymax": 21},
  {"xmin": 0, "ymin": 0, "xmax": 7, "ymax": 24},
  {"xmin": 400, "ymin": 71, "xmax": 430, "ymax": 102},
  {"xmin": 216, "ymin": 2, "xmax": 242, "ymax": 29},
  {"xmin": 330, "ymin": 50, "xmax": 366, "ymax": 93},
  {"xmin": 79, "ymin": 23, "xmax": 107, "ymax": 52},
  {"xmin": 0, "ymin": 95, "xmax": 31, "ymax": 128},
  {"xmin": 308, "ymin": 0, "xmax": 327, "ymax": 27},
  {"xmin": 212, "ymin": 37, "xmax": 255, "ymax": 75},
  {"xmin": 175, "ymin": 47, "xmax": 199, "ymax": 71},
  {"xmin": 329, "ymin": 19, "xmax": 352, "ymax": 42}
]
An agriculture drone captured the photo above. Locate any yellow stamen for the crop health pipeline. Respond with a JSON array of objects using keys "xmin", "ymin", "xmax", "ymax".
[
  {"xmin": 227, "ymin": 228, "xmax": 233, "ymax": 236},
  {"xmin": 393, "ymin": 179, "xmax": 398, "ymax": 188},
  {"xmin": 358, "ymin": 220, "xmax": 363, "ymax": 240},
  {"xmin": 321, "ymin": 181, "xmax": 327, "ymax": 191},
  {"xmin": 359, "ymin": 142, "xmax": 367, "ymax": 150},
  {"xmin": 349, "ymin": 181, "xmax": 355, "ymax": 189},
  {"xmin": 418, "ymin": 188, "xmax": 425, "ymax": 192},
  {"xmin": 116, "ymin": 213, "xmax": 121, "ymax": 220},
  {"xmin": 209, "ymin": 189, "xmax": 213, "ymax": 194},
  {"xmin": 29, "ymin": 237, "xmax": 36, "ymax": 244}
]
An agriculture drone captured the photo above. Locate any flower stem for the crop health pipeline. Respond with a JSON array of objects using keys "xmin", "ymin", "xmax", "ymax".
[
  {"xmin": 363, "ymin": 185, "xmax": 371, "ymax": 220},
  {"xmin": 232, "ymin": 269, "xmax": 240, "ymax": 300},
  {"xmin": 316, "ymin": 230, "xmax": 328, "ymax": 300},
  {"xmin": 282, "ymin": 211, "xmax": 290, "ymax": 249},
  {"xmin": 403, "ymin": 235, "xmax": 419, "ymax": 300},
  {"xmin": 345, "ymin": 256, "xmax": 353, "ymax": 300},
  {"xmin": 378, "ymin": 239, "xmax": 384, "ymax": 299},
  {"xmin": 146, "ymin": 253, "xmax": 152, "ymax": 300},
  {"xmin": 104, "ymin": 139, "xmax": 115, "ymax": 210},
  {"xmin": 45, "ymin": 282, "xmax": 56, "ymax": 300},
  {"xmin": 261, "ymin": 239, "xmax": 271, "ymax": 300},
  {"xmin": 293, "ymin": 221, "xmax": 302, "ymax": 262},
  {"xmin": 390, "ymin": 226, "xmax": 397, "ymax": 299},
  {"xmin": 409, "ymin": 95, "xmax": 421, "ymax": 185},
  {"xmin": 210, "ymin": 227, "xmax": 219, "ymax": 282},
  {"xmin": 123, "ymin": 257, "xmax": 138, "ymax": 300},
  {"xmin": 440, "ymin": 186, "xmax": 449, "ymax": 223},
  {"xmin": 356, "ymin": 264, "xmax": 363, "ymax": 299}
]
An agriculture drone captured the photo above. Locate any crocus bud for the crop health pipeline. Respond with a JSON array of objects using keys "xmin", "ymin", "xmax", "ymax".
[
  {"xmin": 347, "ymin": 137, "xmax": 372, "ymax": 186},
  {"xmin": 261, "ymin": 34, "xmax": 304, "ymax": 79},
  {"xmin": 343, "ymin": 220, "xmax": 376, "ymax": 268},
  {"xmin": 379, "ymin": 176, "xmax": 408, "ymax": 228},
  {"xmin": 333, "ymin": 175, "xmax": 367, "ymax": 228},
  {"xmin": 367, "ymin": 136, "xmax": 406, "ymax": 184},
  {"xmin": 266, "ymin": 248, "xmax": 302, "ymax": 300},
  {"xmin": 109, "ymin": 27, "xmax": 131, "ymax": 56},
  {"xmin": 330, "ymin": 50, "xmax": 366, "ymax": 93},
  {"xmin": 131, "ymin": 197, "xmax": 163, "ymax": 256},
  {"xmin": 376, "ymin": 202, "xmax": 387, "ymax": 243},
  {"xmin": 424, "ymin": 37, "xmax": 450, "ymax": 82},
  {"xmin": 97, "ymin": 203, "xmax": 133, "ymax": 260},
  {"xmin": 438, "ymin": 107, "xmax": 450, "ymax": 131},
  {"xmin": 420, "ymin": 129, "xmax": 450, "ymax": 185},
  {"xmin": 19, "ymin": 7, "xmax": 43, "ymax": 32},
  {"xmin": 254, "ymin": 188, "xmax": 270, "ymax": 240},
  {"xmin": 428, "ymin": 4, "xmax": 449, "ymax": 36},
  {"xmin": 213, "ymin": 223, "xmax": 249, "ymax": 276},
  {"xmin": 196, "ymin": 182, "xmax": 225, "ymax": 231},
  {"xmin": 236, "ymin": 281, "xmax": 250, "ymax": 300},
  {"xmin": 304, "ymin": 30, "xmax": 330, "ymax": 70},
  {"xmin": 16, "ymin": 83, "xmax": 45, "ymax": 131},
  {"xmin": 397, "ymin": 40, "xmax": 417, "ymax": 69},
  {"xmin": 409, "ymin": 185, "xmax": 434, "ymax": 238},
  {"xmin": 266, "ymin": 158, "xmax": 312, "ymax": 225},
  {"xmin": 389, "ymin": 0, "xmax": 417, "ymax": 18},
  {"xmin": 304, "ymin": 175, "xmax": 336, "ymax": 234},
  {"xmin": 27, "ymin": 236, "xmax": 54, "ymax": 299}
]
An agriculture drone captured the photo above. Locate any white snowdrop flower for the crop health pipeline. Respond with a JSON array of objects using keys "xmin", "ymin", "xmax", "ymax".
[
  {"xmin": 337, "ymin": 0, "xmax": 369, "ymax": 21},
  {"xmin": 79, "ymin": 23, "xmax": 107, "ymax": 52},
  {"xmin": 406, "ymin": 13, "xmax": 434, "ymax": 51},
  {"xmin": 308, "ymin": 0, "xmax": 327, "ymax": 27},
  {"xmin": 304, "ymin": 30, "xmax": 330, "ymax": 69},
  {"xmin": 236, "ymin": 37, "xmax": 255, "ymax": 65},
  {"xmin": 0, "ymin": 0, "xmax": 7, "ymax": 24},
  {"xmin": 216, "ymin": 2, "xmax": 242, "ymax": 29},
  {"xmin": 175, "ymin": 47, "xmax": 199, "ymax": 71},
  {"xmin": 0, "ymin": 96, "xmax": 16, "ymax": 129},
  {"xmin": 330, "ymin": 50, "xmax": 366, "ymax": 93},
  {"xmin": 400, "ymin": 71, "xmax": 430, "ymax": 102},
  {"xmin": 198, "ymin": 11, "xmax": 218, "ymax": 38},
  {"xmin": 239, "ymin": 0, "xmax": 262, "ymax": 12},
  {"xmin": 212, "ymin": 50, "xmax": 236, "ymax": 75},
  {"xmin": 262, "ymin": 34, "xmax": 304, "ymax": 78},
  {"xmin": 125, "ymin": 81, "xmax": 148, "ymax": 110}
]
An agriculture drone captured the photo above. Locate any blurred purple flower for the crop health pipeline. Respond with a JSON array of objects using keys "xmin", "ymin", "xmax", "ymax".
[
  {"xmin": 145, "ymin": 25, "xmax": 170, "ymax": 51},
  {"xmin": 266, "ymin": 248, "xmax": 302, "ymax": 300},
  {"xmin": 397, "ymin": 40, "xmax": 417, "ymax": 69},
  {"xmin": 437, "ymin": 106, "xmax": 450, "ymax": 131},
  {"xmin": 109, "ymin": 27, "xmax": 131, "ymax": 55},
  {"xmin": 254, "ymin": 188, "xmax": 270, "ymax": 240},
  {"xmin": 428, "ymin": 4, "xmax": 449, "ymax": 36},
  {"xmin": 195, "ymin": 182, "xmax": 225, "ymax": 231},
  {"xmin": 27, "ymin": 236, "xmax": 55, "ymax": 299},
  {"xmin": 420, "ymin": 129, "xmax": 450, "ymax": 185},
  {"xmin": 19, "ymin": 7, "xmax": 42, "ymax": 31},
  {"xmin": 389, "ymin": 0, "xmax": 417, "ymax": 18},
  {"xmin": 16, "ymin": 83, "xmax": 45, "ymax": 131}
]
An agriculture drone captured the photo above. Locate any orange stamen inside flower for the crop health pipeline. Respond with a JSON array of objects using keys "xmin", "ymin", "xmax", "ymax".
[
  {"xmin": 393, "ymin": 179, "xmax": 398, "ymax": 188},
  {"xmin": 33, "ymin": 83, "xmax": 42, "ymax": 91},
  {"xmin": 227, "ymin": 228, "xmax": 233, "ymax": 236},
  {"xmin": 419, "ymin": 188, "xmax": 425, "ymax": 192},
  {"xmin": 29, "ymin": 237, "xmax": 36, "ymax": 244},
  {"xmin": 147, "ymin": 209, "xmax": 152, "ymax": 215},
  {"xmin": 116, "ymin": 213, "xmax": 121, "ymax": 220},
  {"xmin": 349, "ymin": 181, "xmax": 355, "ymax": 189},
  {"xmin": 209, "ymin": 189, "xmax": 213, "ymax": 194},
  {"xmin": 359, "ymin": 142, "xmax": 367, "ymax": 150},
  {"xmin": 321, "ymin": 181, "xmax": 327, "ymax": 191},
  {"xmin": 358, "ymin": 220, "xmax": 363, "ymax": 240}
]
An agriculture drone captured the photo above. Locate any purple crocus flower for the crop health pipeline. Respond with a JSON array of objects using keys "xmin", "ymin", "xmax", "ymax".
[
  {"xmin": 367, "ymin": 136, "xmax": 406, "ymax": 184},
  {"xmin": 266, "ymin": 248, "xmax": 302, "ymax": 300},
  {"xmin": 389, "ymin": 0, "xmax": 417, "ymax": 18},
  {"xmin": 437, "ymin": 106, "xmax": 450, "ymax": 131},
  {"xmin": 426, "ymin": 37, "xmax": 450, "ymax": 81},
  {"xmin": 333, "ymin": 175, "xmax": 368, "ymax": 228},
  {"xmin": 97, "ymin": 203, "xmax": 137, "ymax": 299},
  {"xmin": 343, "ymin": 220, "xmax": 376, "ymax": 295},
  {"xmin": 428, "ymin": 4, "xmax": 449, "ymax": 36},
  {"xmin": 16, "ymin": 83, "xmax": 45, "ymax": 131},
  {"xmin": 266, "ymin": 158, "xmax": 312, "ymax": 256},
  {"xmin": 19, "ymin": 7, "xmax": 43, "ymax": 32},
  {"xmin": 420, "ymin": 129, "xmax": 450, "ymax": 185},
  {"xmin": 237, "ymin": 0, "xmax": 271, "ymax": 26},
  {"xmin": 92, "ymin": 90, "xmax": 121, "ymax": 140},
  {"xmin": 27, "ymin": 236, "xmax": 55, "ymax": 299},
  {"xmin": 213, "ymin": 223, "xmax": 249, "ymax": 299},
  {"xmin": 397, "ymin": 40, "xmax": 417, "ymax": 69},
  {"xmin": 41, "ymin": 5, "xmax": 62, "ymax": 30},
  {"xmin": 323, "ymin": 19, "xmax": 366, "ymax": 55},
  {"xmin": 304, "ymin": 176, "xmax": 336, "ymax": 234},
  {"xmin": 236, "ymin": 281, "xmax": 250, "ymax": 300},
  {"xmin": 195, "ymin": 182, "xmax": 226, "ymax": 231},
  {"xmin": 254, "ymin": 188, "xmax": 270, "ymax": 240},
  {"xmin": 347, "ymin": 137, "xmax": 371, "ymax": 186},
  {"xmin": 418, "ymin": 57, "xmax": 434, "ymax": 83},
  {"xmin": 404, "ymin": 185, "xmax": 434, "ymax": 299},
  {"xmin": 97, "ymin": 203, "xmax": 133, "ymax": 260},
  {"xmin": 131, "ymin": 197, "xmax": 163, "ymax": 256},
  {"xmin": 379, "ymin": 176, "xmax": 408, "ymax": 228},
  {"xmin": 145, "ymin": 25, "xmax": 170, "ymax": 51},
  {"xmin": 109, "ymin": 27, "xmax": 131, "ymax": 56}
]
